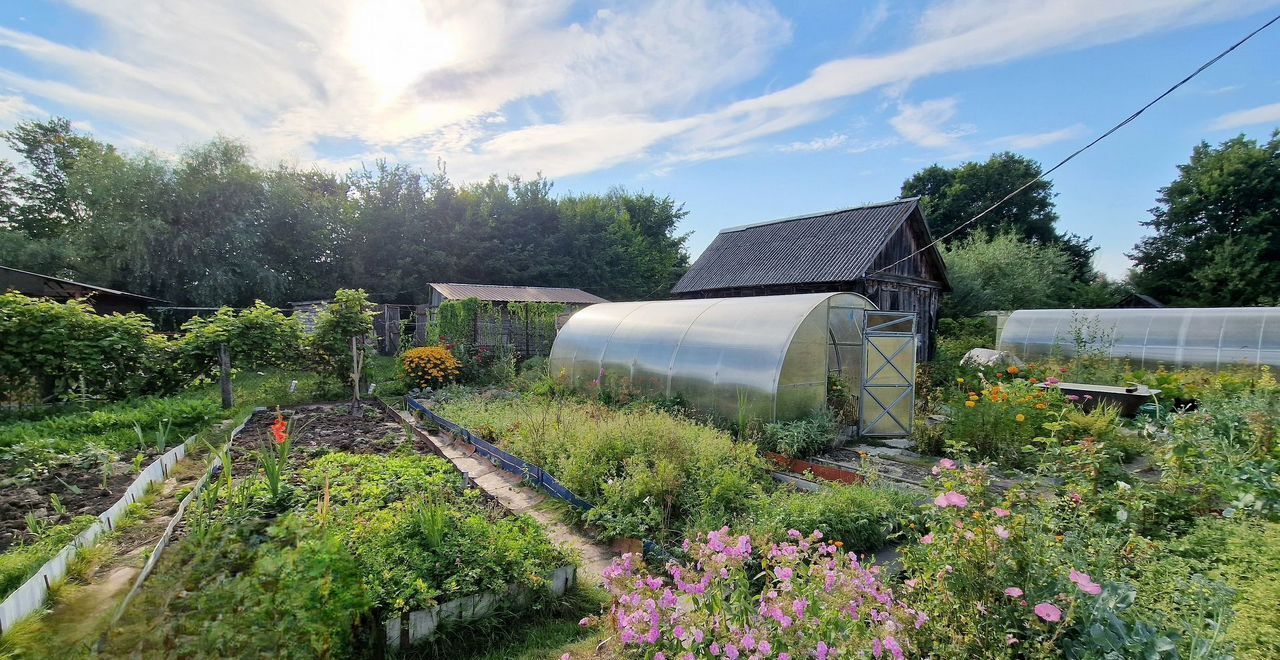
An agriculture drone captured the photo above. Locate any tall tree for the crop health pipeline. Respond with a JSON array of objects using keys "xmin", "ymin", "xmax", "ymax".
[
  {"xmin": 902, "ymin": 152, "xmax": 1097, "ymax": 281},
  {"xmin": 1129, "ymin": 131, "xmax": 1280, "ymax": 306},
  {"xmin": 3, "ymin": 118, "xmax": 114, "ymax": 237},
  {"xmin": 939, "ymin": 232, "xmax": 1077, "ymax": 318}
]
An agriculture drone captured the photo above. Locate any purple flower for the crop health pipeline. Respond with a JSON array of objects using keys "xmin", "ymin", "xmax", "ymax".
[
  {"xmin": 920, "ymin": 533, "xmax": 934, "ymax": 545},
  {"xmin": 995, "ymin": 525, "xmax": 1010, "ymax": 540},
  {"xmin": 725, "ymin": 644, "xmax": 739, "ymax": 660},
  {"xmin": 993, "ymin": 507, "xmax": 1011, "ymax": 518},
  {"xmin": 938, "ymin": 458, "xmax": 957, "ymax": 470},
  {"xmin": 1004, "ymin": 587, "xmax": 1023, "ymax": 598},
  {"xmin": 1069, "ymin": 569, "xmax": 1102, "ymax": 596},
  {"xmin": 816, "ymin": 641, "xmax": 830, "ymax": 660},
  {"xmin": 1034, "ymin": 603, "xmax": 1062, "ymax": 622},
  {"xmin": 774, "ymin": 566, "xmax": 794, "ymax": 582}
]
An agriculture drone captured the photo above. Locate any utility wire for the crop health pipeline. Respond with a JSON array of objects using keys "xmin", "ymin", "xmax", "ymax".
[{"xmin": 872, "ymin": 11, "xmax": 1280, "ymax": 276}]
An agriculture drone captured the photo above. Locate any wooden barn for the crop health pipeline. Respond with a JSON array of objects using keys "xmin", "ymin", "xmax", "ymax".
[
  {"xmin": 0, "ymin": 265, "xmax": 167, "ymax": 315},
  {"xmin": 670, "ymin": 198, "xmax": 950, "ymax": 359}
]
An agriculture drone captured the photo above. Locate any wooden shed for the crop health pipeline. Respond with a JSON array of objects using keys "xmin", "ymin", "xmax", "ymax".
[
  {"xmin": 0, "ymin": 265, "xmax": 167, "ymax": 315},
  {"xmin": 670, "ymin": 198, "xmax": 950, "ymax": 359}
]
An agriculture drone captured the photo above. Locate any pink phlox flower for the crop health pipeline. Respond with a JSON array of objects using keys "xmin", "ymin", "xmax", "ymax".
[
  {"xmin": 884, "ymin": 636, "xmax": 904, "ymax": 660},
  {"xmin": 938, "ymin": 458, "xmax": 957, "ymax": 470},
  {"xmin": 993, "ymin": 507, "xmax": 1011, "ymax": 518},
  {"xmin": 871, "ymin": 638, "xmax": 883, "ymax": 658},
  {"xmin": 1004, "ymin": 587, "xmax": 1024, "ymax": 598},
  {"xmin": 787, "ymin": 529, "xmax": 802, "ymax": 539},
  {"xmin": 792, "ymin": 597, "xmax": 809, "ymax": 619},
  {"xmin": 774, "ymin": 566, "xmax": 794, "ymax": 582},
  {"xmin": 919, "ymin": 533, "xmax": 934, "ymax": 545},
  {"xmin": 1034, "ymin": 602, "xmax": 1063, "ymax": 622},
  {"xmin": 655, "ymin": 654, "xmax": 666, "ymax": 660},
  {"xmin": 693, "ymin": 628, "xmax": 705, "ymax": 643},
  {"xmin": 816, "ymin": 641, "xmax": 831, "ymax": 660},
  {"xmin": 742, "ymin": 635, "xmax": 756, "ymax": 651},
  {"xmin": 710, "ymin": 642, "xmax": 721, "ymax": 656},
  {"xmin": 1066, "ymin": 394, "xmax": 1080, "ymax": 402},
  {"xmin": 933, "ymin": 491, "xmax": 968, "ymax": 508},
  {"xmin": 758, "ymin": 640, "xmax": 771, "ymax": 654},
  {"xmin": 995, "ymin": 525, "xmax": 1010, "ymax": 539},
  {"xmin": 725, "ymin": 644, "xmax": 740, "ymax": 660}
]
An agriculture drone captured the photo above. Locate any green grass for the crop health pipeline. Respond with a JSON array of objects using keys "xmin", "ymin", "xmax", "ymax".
[{"xmin": 0, "ymin": 516, "xmax": 97, "ymax": 600}]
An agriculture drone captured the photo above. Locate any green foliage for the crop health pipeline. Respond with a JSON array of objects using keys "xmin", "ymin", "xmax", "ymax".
[
  {"xmin": 178, "ymin": 301, "xmax": 303, "ymax": 375},
  {"xmin": 436, "ymin": 397, "xmax": 769, "ymax": 541},
  {"xmin": 0, "ymin": 395, "xmax": 218, "ymax": 458},
  {"xmin": 436, "ymin": 297, "xmax": 491, "ymax": 346},
  {"xmin": 0, "ymin": 515, "xmax": 96, "ymax": 599},
  {"xmin": 758, "ymin": 410, "xmax": 836, "ymax": 458},
  {"xmin": 902, "ymin": 151, "xmax": 1097, "ymax": 280},
  {"xmin": 308, "ymin": 289, "xmax": 375, "ymax": 385},
  {"xmin": 0, "ymin": 292, "xmax": 178, "ymax": 402},
  {"xmin": 1131, "ymin": 131, "xmax": 1280, "ymax": 306},
  {"xmin": 742, "ymin": 483, "xmax": 915, "ymax": 555},
  {"xmin": 938, "ymin": 231, "xmax": 1079, "ymax": 318}
]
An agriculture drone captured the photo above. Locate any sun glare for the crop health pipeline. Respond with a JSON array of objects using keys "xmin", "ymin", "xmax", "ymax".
[{"xmin": 344, "ymin": 0, "xmax": 459, "ymax": 102}]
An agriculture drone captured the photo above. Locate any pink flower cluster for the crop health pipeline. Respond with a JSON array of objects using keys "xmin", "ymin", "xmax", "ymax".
[{"xmin": 595, "ymin": 528, "xmax": 923, "ymax": 659}]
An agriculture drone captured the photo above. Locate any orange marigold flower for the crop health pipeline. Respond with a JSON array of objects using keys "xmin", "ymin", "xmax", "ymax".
[
  {"xmin": 1007, "ymin": 366, "xmax": 1020, "ymax": 375},
  {"xmin": 1015, "ymin": 414, "xmax": 1026, "ymax": 423}
]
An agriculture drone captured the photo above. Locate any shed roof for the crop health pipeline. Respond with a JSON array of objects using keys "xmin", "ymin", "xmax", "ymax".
[
  {"xmin": 671, "ymin": 198, "xmax": 947, "ymax": 294},
  {"xmin": 0, "ymin": 265, "xmax": 167, "ymax": 304},
  {"xmin": 428, "ymin": 282, "xmax": 608, "ymax": 305}
]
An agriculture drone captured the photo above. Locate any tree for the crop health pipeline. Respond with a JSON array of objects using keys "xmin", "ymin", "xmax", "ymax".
[
  {"xmin": 3, "ymin": 118, "xmax": 114, "ymax": 237},
  {"xmin": 939, "ymin": 232, "xmax": 1077, "ymax": 318},
  {"xmin": 902, "ymin": 152, "xmax": 1097, "ymax": 281},
  {"xmin": 1129, "ymin": 131, "xmax": 1280, "ymax": 306}
]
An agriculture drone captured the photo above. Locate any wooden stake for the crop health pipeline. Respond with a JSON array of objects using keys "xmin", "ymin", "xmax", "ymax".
[{"xmin": 218, "ymin": 343, "xmax": 234, "ymax": 409}]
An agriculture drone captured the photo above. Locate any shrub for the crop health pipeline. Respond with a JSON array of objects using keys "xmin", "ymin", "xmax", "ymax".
[
  {"xmin": 742, "ymin": 482, "xmax": 915, "ymax": 555},
  {"xmin": 758, "ymin": 409, "xmax": 836, "ymax": 458},
  {"xmin": 943, "ymin": 375, "xmax": 1066, "ymax": 468},
  {"xmin": 308, "ymin": 289, "xmax": 375, "ymax": 385},
  {"xmin": 0, "ymin": 292, "xmax": 176, "ymax": 401},
  {"xmin": 900, "ymin": 462, "xmax": 1178, "ymax": 658},
  {"xmin": 401, "ymin": 346, "xmax": 462, "ymax": 390},
  {"xmin": 178, "ymin": 301, "xmax": 303, "ymax": 375},
  {"xmin": 436, "ymin": 397, "xmax": 768, "ymax": 541},
  {"xmin": 591, "ymin": 528, "xmax": 924, "ymax": 658}
]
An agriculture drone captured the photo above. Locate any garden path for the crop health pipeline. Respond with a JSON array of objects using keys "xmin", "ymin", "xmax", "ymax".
[{"xmin": 389, "ymin": 406, "xmax": 619, "ymax": 585}]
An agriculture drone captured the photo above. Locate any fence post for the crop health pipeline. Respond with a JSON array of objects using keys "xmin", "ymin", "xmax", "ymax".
[
  {"xmin": 414, "ymin": 305, "xmax": 429, "ymax": 346},
  {"xmin": 218, "ymin": 343, "xmax": 234, "ymax": 409}
]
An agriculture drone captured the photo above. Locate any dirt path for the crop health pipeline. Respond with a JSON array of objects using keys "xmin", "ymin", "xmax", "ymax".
[{"xmin": 391, "ymin": 404, "xmax": 618, "ymax": 585}]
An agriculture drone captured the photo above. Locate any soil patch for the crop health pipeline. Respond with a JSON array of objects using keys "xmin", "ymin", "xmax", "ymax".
[
  {"xmin": 228, "ymin": 404, "xmax": 427, "ymax": 475},
  {"xmin": 0, "ymin": 459, "xmax": 138, "ymax": 552}
]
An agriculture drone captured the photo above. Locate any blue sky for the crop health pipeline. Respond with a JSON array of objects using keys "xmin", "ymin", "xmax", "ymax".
[{"xmin": 0, "ymin": 1, "xmax": 1278, "ymax": 278}]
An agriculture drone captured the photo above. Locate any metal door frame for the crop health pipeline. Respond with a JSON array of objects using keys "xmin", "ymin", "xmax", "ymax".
[{"xmin": 859, "ymin": 311, "xmax": 916, "ymax": 437}]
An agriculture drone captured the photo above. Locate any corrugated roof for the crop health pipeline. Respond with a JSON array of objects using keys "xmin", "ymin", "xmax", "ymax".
[
  {"xmin": 0, "ymin": 265, "xmax": 168, "ymax": 303},
  {"xmin": 672, "ymin": 198, "xmax": 928, "ymax": 294},
  {"xmin": 428, "ymin": 283, "xmax": 608, "ymax": 304}
]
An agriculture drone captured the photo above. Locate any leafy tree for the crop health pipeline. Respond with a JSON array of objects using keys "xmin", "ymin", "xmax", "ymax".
[
  {"xmin": 902, "ymin": 152, "xmax": 1097, "ymax": 281},
  {"xmin": 1129, "ymin": 131, "xmax": 1280, "ymax": 306},
  {"xmin": 3, "ymin": 118, "xmax": 114, "ymax": 237},
  {"xmin": 939, "ymin": 232, "xmax": 1077, "ymax": 318}
]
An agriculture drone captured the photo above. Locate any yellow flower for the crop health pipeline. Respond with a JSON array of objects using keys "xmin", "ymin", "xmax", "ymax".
[
  {"xmin": 965, "ymin": 401, "xmax": 976, "ymax": 408},
  {"xmin": 1015, "ymin": 414, "xmax": 1026, "ymax": 423},
  {"xmin": 1035, "ymin": 403, "xmax": 1047, "ymax": 410},
  {"xmin": 968, "ymin": 395, "xmax": 979, "ymax": 401},
  {"xmin": 956, "ymin": 377, "xmax": 965, "ymax": 384}
]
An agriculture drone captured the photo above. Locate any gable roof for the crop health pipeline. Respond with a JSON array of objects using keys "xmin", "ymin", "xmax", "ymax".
[
  {"xmin": 428, "ymin": 283, "xmax": 608, "ymax": 305},
  {"xmin": 0, "ymin": 265, "xmax": 168, "ymax": 305},
  {"xmin": 671, "ymin": 198, "xmax": 948, "ymax": 294}
]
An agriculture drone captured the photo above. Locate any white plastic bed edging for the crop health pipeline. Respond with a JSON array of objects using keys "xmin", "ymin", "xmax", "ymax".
[
  {"xmin": 105, "ymin": 408, "xmax": 263, "ymax": 632},
  {"xmin": 385, "ymin": 564, "xmax": 577, "ymax": 650},
  {"xmin": 0, "ymin": 410, "xmax": 254, "ymax": 635}
]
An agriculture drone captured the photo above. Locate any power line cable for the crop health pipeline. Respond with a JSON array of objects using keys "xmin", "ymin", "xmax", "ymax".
[{"xmin": 872, "ymin": 11, "xmax": 1280, "ymax": 276}]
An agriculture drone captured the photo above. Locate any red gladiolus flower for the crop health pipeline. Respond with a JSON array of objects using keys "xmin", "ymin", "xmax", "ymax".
[{"xmin": 271, "ymin": 413, "xmax": 288, "ymax": 445}]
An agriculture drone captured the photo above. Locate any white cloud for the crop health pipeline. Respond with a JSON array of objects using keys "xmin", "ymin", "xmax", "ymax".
[
  {"xmin": 989, "ymin": 123, "xmax": 1086, "ymax": 150},
  {"xmin": 1210, "ymin": 101, "xmax": 1280, "ymax": 130},
  {"xmin": 779, "ymin": 133, "xmax": 849, "ymax": 152},
  {"xmin": 889, "ymin": 98, "xmax": 975, "ymax": 148},
  {"xmin": 0, "ymin": 0, "xmax": 1270, "ymax": 180},
  {"xmin": 0, "ymin": 93, "xmax": 40, "ymax": 124}
]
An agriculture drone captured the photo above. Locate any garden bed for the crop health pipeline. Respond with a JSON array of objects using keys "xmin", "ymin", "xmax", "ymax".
[{"xmin": 103, "ymin": 402, "xmax": 574, "ymax": 657}]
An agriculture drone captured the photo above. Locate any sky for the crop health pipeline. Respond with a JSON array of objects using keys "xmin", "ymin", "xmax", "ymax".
[{"xmin": 0, "ymin": 1, "xmax": 1278, "ymax": 279}]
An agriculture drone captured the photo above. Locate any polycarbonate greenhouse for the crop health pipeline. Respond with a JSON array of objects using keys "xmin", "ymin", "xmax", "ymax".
[
  {"xmin": 549, "ymin": 292, "xmax": 918, "ymax": 436},
  {"xmin": 997, "ymin": 307, "xmax": 1280, "ymax": 370}
]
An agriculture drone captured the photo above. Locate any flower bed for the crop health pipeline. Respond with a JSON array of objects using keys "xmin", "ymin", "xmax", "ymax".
[{"xmin": 104, "ymin": 405, "xmax": 573, "ymax": 656}]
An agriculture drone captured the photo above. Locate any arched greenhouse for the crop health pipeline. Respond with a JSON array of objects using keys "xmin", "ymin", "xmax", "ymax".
[
  {"xmin": 548, "ymin": 292, "xmax": 917, "ymax": 436},
  {"xmin": 997, "ymin": 307, "xmax": 1280, "ymax": 370}
]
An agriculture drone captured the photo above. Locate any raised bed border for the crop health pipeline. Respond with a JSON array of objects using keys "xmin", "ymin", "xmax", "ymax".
[
  {"xmin": 764, "ymin": 451, "xmax": 866, "ymax": 485},
  {"xmin": 0, "ymin": 427, "xmax": 203, "ymax": 634},
  {"xmin": 384, "ymin": 565, "xmax": 576, "ymax": 650}
]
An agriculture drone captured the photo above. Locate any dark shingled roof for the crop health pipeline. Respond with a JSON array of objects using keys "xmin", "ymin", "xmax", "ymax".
[
  {"xmin": 672, "ymin": 198, "xmax": 933, "ymax": 294},
  {"xmin": 428, "ymin": 283, "xmax": 608, "ymax": 305}
]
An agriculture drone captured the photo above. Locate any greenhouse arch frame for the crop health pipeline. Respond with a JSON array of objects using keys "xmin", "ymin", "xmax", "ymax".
[{"xmin": 549, "ymin": 292, "xmax": 917, "ymax": 434}]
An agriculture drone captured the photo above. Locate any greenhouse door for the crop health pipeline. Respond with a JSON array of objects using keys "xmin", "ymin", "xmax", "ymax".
[{"xmin": 859, "ymin": 311, "xmax": 916, "ymax": 438}]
